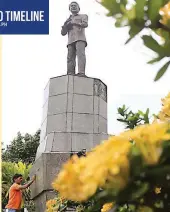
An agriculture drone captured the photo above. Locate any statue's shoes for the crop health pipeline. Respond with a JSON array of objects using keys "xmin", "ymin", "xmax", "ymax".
[
  {"xmin": 67, "ymin": 72, "xmax": 75, "ymax": 75},
  {"xmin": 76, "ymin": 73, "xmax": 86, "ymax": 77}
]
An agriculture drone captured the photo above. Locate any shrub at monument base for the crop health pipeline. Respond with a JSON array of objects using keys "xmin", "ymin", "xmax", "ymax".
[
  {"xmin": 46, "ymin": 92, "xmax": 170, "ymax": 212},
  {"xmin": 2, "ymin": 161, "xmax": 35, "ymax": 211}
]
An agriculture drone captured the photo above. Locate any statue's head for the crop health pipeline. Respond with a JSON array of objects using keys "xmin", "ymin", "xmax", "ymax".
[{"xmin": 69, "ymin": 2, "xmax": 80, "ymax": 14}]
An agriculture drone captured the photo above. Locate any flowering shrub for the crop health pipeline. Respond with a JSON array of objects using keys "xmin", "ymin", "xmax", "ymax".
[
  {"xmin": 46, "ymin": 197, "xmax": 68, "ymax": 212},
  {"xmin": 158, "ymin": 92, "xmax": 170, "ymax": 121},
  {"xmin": 101, "ymin": 203, "xmax": 114, "ymax": 212},
  {"xmin": 46, "ymin": 92, "xmax": 170, "ymax": 212},
  {"xmin": 46, "ymin": 195, "xmax": 89, "ymax": 212},
  {"xmin": 160, "ymin": 2, "xmax": 170, "ymax": 27}
]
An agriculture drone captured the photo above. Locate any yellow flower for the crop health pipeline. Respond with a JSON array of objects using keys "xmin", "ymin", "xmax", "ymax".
[
  {"xmin": 52, "ymin": 136, "xmax": 131, "ymax": 201},
  {"xmin": 46, "ymin": 199, "xmax": 58, "ymax": 212},
  {"xmin": 101, "ymin": 202, "xmax": 114, "ymax": 212},
  {"xmin": 120, "ymin": 122, "xmax": 170, "ymax": 164},
  {"xmin": 158, "ymin": 92, "xmax": 170, "ymax": 121},
  {"xmin": 51, "ymin": 92, "xmax": 170, "ymax": 202},
  {"xmin": 160, "ymin": 2, "xmax": 170, "ymax": 26},
  {"xmin": 155, "ymin": 187, "xmax": 161, "ymax": 194}
]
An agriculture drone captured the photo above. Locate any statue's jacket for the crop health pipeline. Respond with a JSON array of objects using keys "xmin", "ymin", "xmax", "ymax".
[{"xmin": 67, "ymin": 14, "xmax": 88, "ymax": 46}]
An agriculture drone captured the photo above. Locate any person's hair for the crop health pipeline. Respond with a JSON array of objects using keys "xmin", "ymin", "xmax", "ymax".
[
  {"xmin": 12, "ymin": 174, "xmax": 23, "ymax": 182},
  {"xmin": 69, "ymin": 1, "xmax": 80, "ymax": 11}
]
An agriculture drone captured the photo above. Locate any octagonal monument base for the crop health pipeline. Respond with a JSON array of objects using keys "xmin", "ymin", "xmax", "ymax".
[{"xmin": 30, "ymin": 75, "xmax": 109, "ymax": 212}]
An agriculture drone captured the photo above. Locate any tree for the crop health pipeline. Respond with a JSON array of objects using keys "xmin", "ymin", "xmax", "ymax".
[
  {"xmin": 2, "ymin": 130, "xmax": 40, "ymax": 164},
  {"xmin": 117, "ymin": 105, "xmax": 150, "ymax": 129},
  {"xmin": 99, "ymin": 0, "xmax": 170, "ymax": 81}
]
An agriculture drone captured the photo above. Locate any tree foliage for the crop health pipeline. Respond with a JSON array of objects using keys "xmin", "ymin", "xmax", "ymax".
[
  {"xmin": 2, "ymin": 130, "xmax": 40, "ymax": 211},
  {"xmin": 2, "ymin": 130, "xmax": 40, "ymax": 164},
  {"xmin": 117, "ymin": 105, "xmax": 150, "ymax": 129},
  {"xmin": 99, "ymin": 0, "xmax": 170, "ymax": 81},
  {"xmin": 2, "ymin": 161, "xmax": 35, "ymax": 211}
]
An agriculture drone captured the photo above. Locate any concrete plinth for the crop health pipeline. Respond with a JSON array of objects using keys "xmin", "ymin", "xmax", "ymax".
[
  {"xmin": 30, "ymin": 75, "xmax": 109, "ymax": 212},
  {"xmin": 30, "ymin": 153, "xmax": 70, "ymax": 212}
]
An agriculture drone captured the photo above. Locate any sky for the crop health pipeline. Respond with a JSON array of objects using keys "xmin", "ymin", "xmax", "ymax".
[{"xmin": 2, "ymin": 0, "xmax": 170, "ymax": 145}]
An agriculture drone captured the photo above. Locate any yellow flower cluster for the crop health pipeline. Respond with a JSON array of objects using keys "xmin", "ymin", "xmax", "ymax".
[
  {"xmin": 101, "ymin": 202, "xmax": 114, "ymax": 212},
  {"xmin": 160, "ymin": 2, "xmax": 170, "ymax": 26},
  {"xmin": 121, "ymin": 122, "xmax": 170, "ymax": 165},
  {"xmin": 52, "ymin": 136, "xmax": 131, "ymax": 201},
  {"xmin": 46, "ymin": 197, "xmax": 66, "ymax": 212},
  {"xmin": 158, "ymin": 92, "xmax": 170, "ymax": 121},
  {"xmin": 52, "ymin": 121, "xmax": 170, "ymax": 202},
  {"xmin": 155, "ymin": 187, "xmax": 161, "ymax": 194},
  {"xmin": 46, "ymin": 199, "xmax": 57, "ymax": 212}
]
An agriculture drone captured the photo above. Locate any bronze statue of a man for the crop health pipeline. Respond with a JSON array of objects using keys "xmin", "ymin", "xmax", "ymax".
[{"xmin": 61, "ymin": 2, "xmax": 88, "ymax": 76}]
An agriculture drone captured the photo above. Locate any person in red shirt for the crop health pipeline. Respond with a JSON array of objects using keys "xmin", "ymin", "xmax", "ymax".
[{"xmin": 6, "ymin": 174, "xmax": 36, "ymax": 212}]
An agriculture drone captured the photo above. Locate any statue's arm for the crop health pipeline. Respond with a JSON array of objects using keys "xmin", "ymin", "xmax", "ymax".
[
  {"xmin": 72, "ymin": 15, "xmax": 88, "ymax": 28},
  {"xmin": 81, "ymin": 15, "xmax": 88, "ymax": 28},
  {"xmin": 61, "ymin": 17, "xmax": 72, "ymax": 36},
  {"xmin": 61, "ymin": 25, "xmax": 68, "ymax": 36}
]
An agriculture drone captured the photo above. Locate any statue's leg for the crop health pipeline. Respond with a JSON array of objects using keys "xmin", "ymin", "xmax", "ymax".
[
  {"xmin": 76, "ymin": 41, "xmax": 86, "ymax": 76},
  {"xmin": 67, "ymin": 43, "xmax": 76, "ymax": 75}
]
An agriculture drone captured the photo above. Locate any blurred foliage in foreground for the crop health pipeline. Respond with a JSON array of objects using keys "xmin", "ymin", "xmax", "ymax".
[
  {"xmin": 46, "ymin": 93, "xmax": 170, "ymax": 212},
  {"xmin": 99, "ymin": 0, "xmax": 170, "ymax": 81}
]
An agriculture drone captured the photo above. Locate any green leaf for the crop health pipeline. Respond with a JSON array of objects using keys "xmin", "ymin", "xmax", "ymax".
[
  {"xmin": 143, "ymin": 108, "xmax": 150, "ymax": 123},
  {"xmin": 118, "ymin": 107, "xmax": 124, "ymax": 116},
  {"xmin": 127, "ymin": 116, "xmax": 135, "ymax": 121},
  {"xmin": 163, "ymin": 38, "xmax": 170, "ymax": 57},
  {"xmin": 115, "ymin": 15, "xmax": 128, "ymax": 27},
  {"xmin": 125, "ymin": 37, "xmax": 133, "ymax": 44},
  {"xmin": 148, "ymin": 0, "xmax": 164, "ymax": 26},
  {"xmin": 101, "ymin": 0, "xmax": 121, "ymax": 16},
  {"xmin": 126, "ymin": 22, "xmax": 143, "ymax": 44},
  {"xmin": 121, "ymin": 4, "xmax": 136, "ymax": 20},
  {"xmin": 142, "ymin": 35, "xmax": 165, "ymax": 56},
  {"xmin": 154, "ymin": 61, "xmax": 170, "ymax": 81},
  {"xmin": 130, "ymin": 146, "xmax": 143, "ymax": 177},
  {"xmin": 147, "ymin": 56, "xmax": 164, "ymax": 64},
  {"xmin": 117, "ymin": 119, "xmax": 128, "ymax": 123},
  {"xmin": 146, "ymin": 108, "xmax": 149, "ymax": 116},
  {"xmin": 130, "ymin": 23, "xmax": 143, "ymax": 37},
  {"xmin": 138, "ymin": 110, "xmax": 144, "ymax": 116},
  {"xmin": 145, "ymin": 165, "xmax": 170, "ymax": 180},
  {"xmin": 135, "ymin": 0, "xmax": 147, "ymax": 23},
  {"xmin": 131, "ymin": 182, "xmax": 149, "ymax": 200},
  {"xmin": 117, "ymin": 181, "xmax": 149, "ymax": 202},
  {"xmin": 160, "ymin": 30, "xmax": 170, "ymax": 45},
  {"xmin": 160, "ymin": 140, "xmax": 170, "ymax": 162}
]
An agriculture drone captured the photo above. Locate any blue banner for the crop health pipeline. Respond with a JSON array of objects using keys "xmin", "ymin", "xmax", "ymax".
[{"xmin": 0, "ymin": 0, "xmax": 49, "ymax": 34}]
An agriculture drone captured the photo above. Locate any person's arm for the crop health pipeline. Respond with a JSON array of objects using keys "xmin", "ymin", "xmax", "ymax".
[{"xmin": 16, "ymin": 175, "xmax": 36, "ymax": 190}]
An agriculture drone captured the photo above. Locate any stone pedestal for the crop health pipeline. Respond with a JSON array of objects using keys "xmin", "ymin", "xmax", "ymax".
[{"xmin": 30, "ymin": 75, "xmax": 109, "ymax": 212}]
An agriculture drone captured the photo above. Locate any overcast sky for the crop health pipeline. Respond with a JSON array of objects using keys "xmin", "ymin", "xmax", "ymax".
[{"xmin": 2, "ymin": 0, "xmax": 170, "ymax": 145}]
